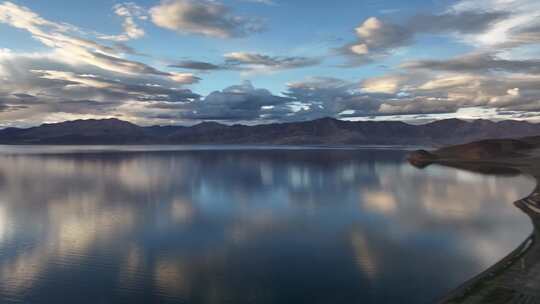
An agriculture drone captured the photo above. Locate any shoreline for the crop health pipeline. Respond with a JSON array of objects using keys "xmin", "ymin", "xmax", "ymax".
[
  {"xmin": 437, "ymin": 196, "xmax": 539, "ymax": 303},
  {"xmin": 409, "ymin": 139, "xmax": 540, "ymax": 303}
]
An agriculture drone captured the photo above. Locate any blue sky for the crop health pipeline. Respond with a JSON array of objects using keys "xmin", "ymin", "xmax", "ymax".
[{"xmin": 0, "ymin": 0, "xmax": 539, "ymax": 126}]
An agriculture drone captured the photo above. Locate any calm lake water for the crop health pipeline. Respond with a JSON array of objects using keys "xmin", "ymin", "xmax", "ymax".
[{"xmin": 0, "ymin": 146, "xmax": 535, "ymax": 304}]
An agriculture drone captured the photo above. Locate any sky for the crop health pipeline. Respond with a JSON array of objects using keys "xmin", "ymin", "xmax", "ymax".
[{"xmin": 0, "ymin": 0, "xmax": 540, "ymax": 127}]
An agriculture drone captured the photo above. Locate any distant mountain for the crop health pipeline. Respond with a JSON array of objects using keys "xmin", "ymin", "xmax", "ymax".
[
  {"xmin": 0, "ymin": 117, "xmax": 539, "ymax": 146},
  {"xmin": 0, "ymin": 119, "xmax": 148, "ymax": 144}
]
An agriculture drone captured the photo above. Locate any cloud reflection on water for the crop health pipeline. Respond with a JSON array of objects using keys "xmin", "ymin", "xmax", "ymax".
[{"xmin": 0, "ymin": 148, "xmax": 534, "ymax": 304}]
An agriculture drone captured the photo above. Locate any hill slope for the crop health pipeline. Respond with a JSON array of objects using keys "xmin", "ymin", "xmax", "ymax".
[{"xmin": 1, "ymin": 118, "xmax": 539, "ymax": 146}]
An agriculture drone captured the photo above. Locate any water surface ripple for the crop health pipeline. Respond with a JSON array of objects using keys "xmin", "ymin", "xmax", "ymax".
[{"xmin": 0, "ymin": 146, "xmax": 534, "ymax": 304}]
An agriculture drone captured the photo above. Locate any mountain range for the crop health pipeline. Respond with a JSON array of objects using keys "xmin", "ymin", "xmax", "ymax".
[{"xmin": 0, "ymin": 117, "xmax": 539, "ymax": 146}]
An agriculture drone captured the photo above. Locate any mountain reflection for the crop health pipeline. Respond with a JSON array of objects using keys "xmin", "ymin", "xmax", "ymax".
[{"xmin": 0, "ymin": 148, "xmax": 534, "ymax": 304}]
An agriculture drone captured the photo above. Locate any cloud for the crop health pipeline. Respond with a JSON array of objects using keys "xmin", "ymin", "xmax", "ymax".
[
  {"xmin": 169, "ymin": 52, "xmax": 322, "ymax": 73},
  {"xmin": 0, "ymin": 49, "xmax": 201, "ymax": 126},
  {"xmin": 240, "ymin": 0, "xmax": 276, "ymax": 5},
  {"xmin": 449, "ymin": 0, "xmax": 540, "ymax": 47},
  {"xmin": 283, "ymin": 77, "xmax": 382, "ymax": 120},
  {"xmin": 343, "ymin": 17, "xmax": 413, "ymax": 64},
  {"xmin": 0, "ymin": 1, "xmax": 198, "ymax": 84},
  {"xmin": 341, "ymin": 10, "xmax": 507, "ymax": 64},
  {"xmin": 403, "ymin": 52, "xmax": 540, "ymax": 74},
  {"xmin": 378, "ymin": 98, "xmax": 462, "ymax": 116},
  {"xmin": 332, "ymin": 0, "xmax": 540, "ymax": 119},
  {"xmin": 0, "ymin": 99, "xmax": 18, "ymax": 113},
  {"xmin": 284, "ymin": 77, "xmax": 357, "ymax": 104},
  {"xmin": 510, "ymin": 24, "xmax": 540, "ymax": 46},
  {"xmin": 147, "ymin": 81, "xmax": 293, "ymax": 121},
  {"xmin": 283, "ymin": 70, "xmax": 540, "ymax": 120},
  {"xmin": 2, "ymin": 49, "xmax": 539, "ymax": 125},
  {"xmin": 360, "ymin": 71, "xmax": 540, "ymax": 116},
  {"xmin": 1, "ymin": 0, "xmax": 539, "ymax": 125},
  {"xmin": 408, "ymin": 11, "xmax": 507, "ymax": 34},
  {"xmin": 99, "ymin": 2, "xmax": 147, "ymax": 41},
  {"xmin": 0, "ymin": 1, "xmax": 74, "ymax": 33},
  {"xmin": 224, "ymin": 52, "xmax": 321, "ymax": 71},
  {"xmin": 29, "ymin": 69, "xmax": 200, "ymax": 102},
  {"xmin": 360, "ymin": 49, "xmax": 539, "ymax": 116},
  {"xmin": 361, "ymin": 75, "xmax": 406, "ymax": 94},
  {"xmin": 150, "ymin": 0, "xmax": 263, "ymax": 38},
  {"xmin": 169, "ymin": 60, "xmax": 223, "ymax": 71}
]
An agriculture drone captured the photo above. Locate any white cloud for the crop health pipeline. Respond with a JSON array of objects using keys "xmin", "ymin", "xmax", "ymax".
[
  {"xmin": 361, "ymin": 75, "xmax": 405, "ymax": 94},
  {"xmin": 150, "ymin": 0, "xmax": 263, "ymax": 38},
  {"xmin": 342, "ymin": 6, "xmax": 507, "ymax": 64},
  {"xmin": 0, "ymin": 2, "xmax": 197, "ymax": 84},
  {"xmin": 417, "ymin": 74, "xmax": 480, "ymax": 91},
  {"xmin": 0, "ymin": 1, "xmax": 74, "ymax": 33},
  {"xmin": 99, "ymin": 2, "xmax": 147, "ymax": 41},
  {"xmin": 345, "ymin": 17, "xmax": 412, "ymax": 62},
  {"xmin": 450, "ymin": 0, "xmax": 540, "ymax": 47}
]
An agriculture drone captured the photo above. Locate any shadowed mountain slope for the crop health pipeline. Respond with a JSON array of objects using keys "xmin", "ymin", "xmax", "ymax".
[{"xmin": 1, "ymin": 118, "xmax": 540, "ymax": 145}]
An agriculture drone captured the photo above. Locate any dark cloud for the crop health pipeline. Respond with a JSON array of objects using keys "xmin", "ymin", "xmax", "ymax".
[
  {"xmin": 181, "ymin": 81, "xmax": 293, "ymax": 120},
  {"xmin": 510, "ymin": 24, "xmax": 540, "ymax": 46},
  {"xmin": 88, "ymin": 51, "xmax": 200, "ymax": 84},
  {"xmin": 50, "ymin": 100, "xmax": 120, "ymax": 115},
  {"xmin": 147, "ymin": 77, "xmax": 380, "ymax": 122},
  {"xmin": 223, "ymin": 52, "xmax": 321, "ymax": 70},
  {"xmin": 284, "ymin": 77, "xmax": 357, "ymax": 103},
  {"xmin": 169, "ymin": 60, "xmax": 223, "ymax": 71},
  {"xmin": 0, "ymin": 99, "xmax": 17, "ymax": 112},
  {"xmin": 112, "ymin": 43, "xmax": 148, "ymax": 57},
  {"xmin": 378, "ymin": 98, "xmax": 462, "ymax": 116},
  {"xmin": 170, "ymin": 53, "xmax": 322, "ymax": 72},
  {"xmin": 12, "ymin": 93, "xmax": 38, "ymax": 100},
  {"xmin": 147, "ymin": 81, "xmax": 294, "ymax": 121},
  {"xmin": 0, "ymin": 51, "xmax": 202, "ymax": 124},
  {"xmin": 284, "ymin": 77, "xmax": 383, "ymax": 119},
  {"xmin": 0, "ymin": 93, "xmax": 43, "ymax": 105},
  {"xmin": 403, "ymin": 53, "xmax": 540, "ymax": 74}
]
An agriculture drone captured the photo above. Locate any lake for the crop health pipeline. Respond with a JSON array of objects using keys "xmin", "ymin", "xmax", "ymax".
[{"xmin": 0, "ymin": 146, "xmax": 535, "ymax": 304}]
